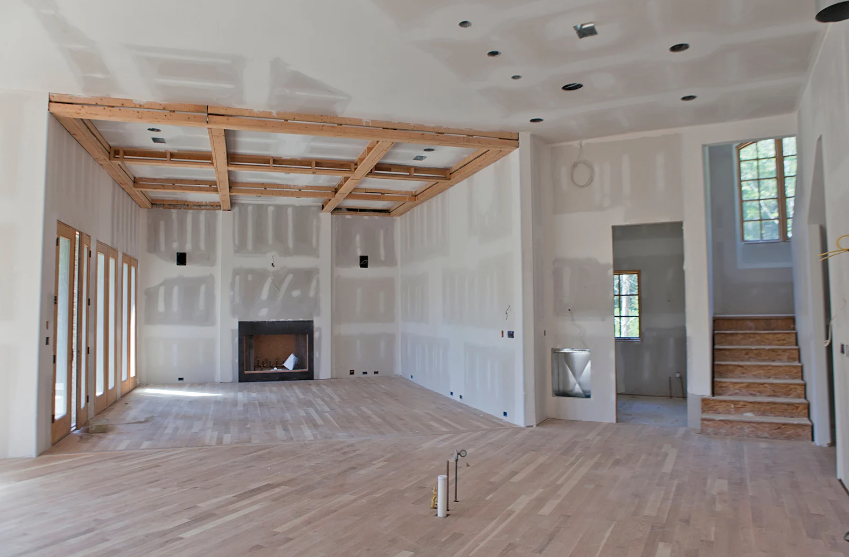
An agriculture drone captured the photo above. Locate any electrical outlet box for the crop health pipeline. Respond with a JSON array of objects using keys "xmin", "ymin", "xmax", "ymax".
[
  {"xmin": 176, "ymin": 252, "xmax": 187, "ymax": 266},
  {"xmin": 178, "ymin": 377, "xmax": 184, "ymax": 381},
  {"xmin": 503, "ymin": 411, "xmax": 508, "ymax": 417},
  {"xmin": 374, "ymin": 371, "xmax": 379, "ymax": 375},
  {"xmin": 359, "ymin": 255, "xmax": 368, "ymax": 268},
  {"xmin": 507, "ymin": 331, "xmax": 514, "ymax": 338},
  {"xmin": 350, "ymin": 370, "xmax": 354, "ymax": 375},
  {"xmin": 459, "ymin": 395, "xmax": 463, "ymax": 400}
]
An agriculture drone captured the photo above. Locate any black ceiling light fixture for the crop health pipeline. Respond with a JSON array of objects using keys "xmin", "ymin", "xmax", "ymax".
[
  {"xmin": 512, "ymin": 75, "xmax": 522, "ymax": 80},
  {"xmin": 562, "ymin": 83, "xmax": 583, "ymax": 91},
  {"xmin": 681, "ymin": 95, "xmax": 698, "ymax": 102},
  {"xmin": 815, "ymin": 0, "xmax": 849, "ymax": 22},
  {"xmin": 574, "ymin": 22, "xmax": 597, "ymax": 39},
  {"xmin": 459, "ymin": 20, "xmax": 472, "ymax": 28},
  {"xmin": 670, "ymin": 43, "xmax": 690, "ymax": 53},
  {"xmin": 530, "ymin": 118, "xmax": 544, "ymax": 123},
  {"xmin": 147, "ymin": 127, "xmax": 161, "ymax": 132},
  {"xmin": 487, "ymin": 50, "xmax": 501, "ymax": 57}
]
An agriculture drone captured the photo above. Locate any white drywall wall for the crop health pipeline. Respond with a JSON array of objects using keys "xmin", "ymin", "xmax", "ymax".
[
  {"xmin": 397, "ymin": 150, "xmax": 527, "ymax": 426},
  {"xmin": 0, "ymin": 90, "xmax": 49, "ymax": 458},
  {"xmin": 532, "ymin": 114, "xmax": 797, "ymax": 427},
  {"xmin": 707, "ymin": 144, "xmax": 795, "ymax": 315},
  {"xmin": 795, "ymin": 24, "xmax": 849, "ymax": 457},
  {"xmin": 37, "ymin": 115, "xmax": 144, "ymax": 454}
]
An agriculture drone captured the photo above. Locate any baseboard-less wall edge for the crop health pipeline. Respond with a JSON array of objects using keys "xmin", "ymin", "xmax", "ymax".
[{"xmin": 687, "ymin": 394, "xmax": 702, "ymax": 430}]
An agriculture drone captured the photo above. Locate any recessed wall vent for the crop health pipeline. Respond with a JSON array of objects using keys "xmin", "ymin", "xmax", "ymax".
[
  {"xmin": 152, "ymin": 137, "xmax": 166, "ymax": 144},
  {"xmin": 574, "ymin": 22, "xmax": 597, "ymax": 39}
]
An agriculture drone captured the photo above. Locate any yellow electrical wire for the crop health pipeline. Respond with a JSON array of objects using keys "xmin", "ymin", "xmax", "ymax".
[{"xmin": 820, "ymin": 234, "xmax": 849, "ymax": 261}]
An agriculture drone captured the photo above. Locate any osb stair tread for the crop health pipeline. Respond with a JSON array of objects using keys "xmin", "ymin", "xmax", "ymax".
[
  {"xmin": 715, "ymin": 330, "xmax": 796, "ymax": 334},
  {"xmin": 716, "ymin": 361, "xmax": 801, "ymax": 367},
  {"xmin": 715, "ymin": 378, "xmax": 805, "ymax": 384},
  {"xmin": 709, "ymin": 395, "xmax": 808, "ymax": 404},
  {"xmin": 715, "ymin": 345, "xmax": 799, "ymax": 349},
  {"xmin": 701, "ymin": 413, "xmax": 812, "ymax": 425},
  {"xmin": 714, "ymin": 315, "xmax": 795, "ymax": 319}
]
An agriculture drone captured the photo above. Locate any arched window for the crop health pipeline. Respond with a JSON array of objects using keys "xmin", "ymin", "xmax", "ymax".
[{"xmin": 737, "ymin": 137, "xmax": 797, "ymax": 242}]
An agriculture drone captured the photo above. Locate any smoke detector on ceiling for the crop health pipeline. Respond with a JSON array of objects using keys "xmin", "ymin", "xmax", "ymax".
[
  {"xmin": 574, "ymin": 22, "xmax": 597, "ymax": 39},
  {"xmin": 815, "ymin": 0, "xmax": 849, "ymax": 21}
]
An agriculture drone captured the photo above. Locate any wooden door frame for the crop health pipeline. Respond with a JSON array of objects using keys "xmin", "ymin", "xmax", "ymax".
[
  {"xmin": 93, "ymin": 241, "xmax": 119, "ymax": 415},
  {"xmin": 120, "ymin": 254, "xmax": 139, "ymax": 395},
  {"xmin": 76, "ymin": 234, "xmax": 91, "ymax": 429},
  {"xmin": 52, "ymin": 221, "xmax": 78, "ymax": 444}
]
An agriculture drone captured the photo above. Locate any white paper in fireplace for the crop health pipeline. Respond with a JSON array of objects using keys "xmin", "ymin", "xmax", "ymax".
[{"xmin": 283, "ymin": 353, "xmax": 298, "ymax": 370}]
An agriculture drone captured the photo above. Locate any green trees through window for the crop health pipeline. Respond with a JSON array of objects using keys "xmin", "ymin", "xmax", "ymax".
[
  {"xmin": 738, "ymin": 136, "xmax": 797, "ymax": 242},
  {"xmin": 614, "ymin": 272, "xmax": 640, "ymax": 340}
]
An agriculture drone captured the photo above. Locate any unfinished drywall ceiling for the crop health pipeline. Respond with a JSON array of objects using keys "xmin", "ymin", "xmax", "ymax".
[{"xmin": 1, "ymin": 0, "xmax": 822, "ymax": 143}]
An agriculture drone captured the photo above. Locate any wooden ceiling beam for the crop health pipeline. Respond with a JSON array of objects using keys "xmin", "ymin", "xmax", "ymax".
[
  {"xmin": 208, "ymin": 128, "xmax": 231, "ymax": 210},
  {"xmin": 149, "ymin": 199, "xmax": 221, "ymax": 211},
  {"xmin": 110, "ymin": 148, "xmax": 214, "ymax": 168},
  {"xmin": 323, "ymin": 141, "xmax": 394, "ymax": 213},
  {"xmin": 52, "ymin": 116, "xmax": 151, "ymax": 208},
  {"xmin": 48, "ymin": 95, "xmax": 517, "ymax": 150}
]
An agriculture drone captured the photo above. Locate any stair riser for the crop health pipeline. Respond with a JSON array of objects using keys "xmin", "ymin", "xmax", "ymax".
[
  {"xmin": 714, "ymin": 332, "xmax": 797, "ymax": 346},
  {"xmin": 714, "ymin": 382, "xmax": 806, "ymax": 398},
  {"xmin": 714, "ymin": 348, "xmax": 799, "ymax": 363},
  {"xmin": 714, "ymin": 363, "xmax": 803, "ymax": 380},
  {"xmin": 701, "ymin": 398, "xmax": 808, "ymax": 418},
  {"xmin": 701, "ymin": 419, "xmax": 811, "ymax": 441},
  {"xmin": 714, "ymin": 318, "xmax": 795, "ymax": 332}
]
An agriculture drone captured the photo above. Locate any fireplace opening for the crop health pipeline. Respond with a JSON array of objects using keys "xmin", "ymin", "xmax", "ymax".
[{"xmin": 238, "ymin": 320, "xmax": 314, "ymax": 382}]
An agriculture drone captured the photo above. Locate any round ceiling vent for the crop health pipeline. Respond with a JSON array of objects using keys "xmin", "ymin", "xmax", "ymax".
[
  {"xmin": 562, "ymin": 83, "xmax": 583, "ymax": 91},
  {"xmin": 681, "ymin": 95, "xmax": 697, "ymax": 102},
  {"xmin": 816, "ymin": 0, "xmax": 849, "ymax": 22},
  {"xmin": 670, "ymin": 43, "xmax": 690, "ymax": 53},
  {"xmin": 487, "ymin": 50, "xmax": 501, "ymax": 57},
  {"xmin": 459, "ymin": 20, "xmax": 472, "ymax": 28},
  {"xmin": 530, "ymin": 118, "xmax": 544, "ymax": 123}
]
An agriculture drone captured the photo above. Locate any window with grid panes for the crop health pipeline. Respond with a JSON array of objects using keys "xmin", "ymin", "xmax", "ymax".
[
  {"xmin": 737, "ymin": 137, "xmax": 797, "ymax": 242},
  {"xmin": 614, "ymin": 272, "xmax": 640, "ymax": 340}
]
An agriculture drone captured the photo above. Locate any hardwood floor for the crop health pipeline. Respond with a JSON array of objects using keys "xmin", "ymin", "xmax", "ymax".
[{"xmin": 2, "ymin": 377, "xmax": 848, "ymax": 556}]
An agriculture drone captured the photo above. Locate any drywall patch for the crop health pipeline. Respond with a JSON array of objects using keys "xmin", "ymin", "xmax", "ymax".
[
  {"xmin": 334, "ymin": 277, "xmax": 396, "ymax": 324},
  {"xmin": 230, "ymin": 267, "xmax": 319, "ymax": 321},
  {"xmin": 400, "ymin": 333, "xmax": 449, "ymax": 392},
  {"xmin": 144, "ymin": 337, "xmax": 218, "ymax": 383},
  {"xmin": 0, "ymin": 224, "xmax": 15, "ymax": 321},
  {"xmin": 145, "ymin": 275, "xmax": 216, "ymax": 326},
  {"xmin": 233, "ymin": 204, "xmax": 320, "ymax": 257},
  {"xmin": 467, "ymin": 157, "xmax": 512, "ymax": 241},
  {"xmin": 333, "ymin": 333, "xmax": 395, "ymax": 376},
  {"xmin": 443, "ymin": 253, "xmax": 514, "ymax": 328},
  {"xmin": 130, "ymin": 46, "xmax": 246, "ymax": 106},
  {"xmin": 25, "ymin": 0, "xmax": 121, "ymax": 95},
  {"xmin": 400, "ymin": 272, "xmax": 429, "ymax": 323},
  {"xmin": 147, "ymin": 209, "xmax": 217, "ymax": 267},
  {"xmin": 552, "ymin": 258, "xmax": 611, "ymax": 319},
  {"xmin": 400, "ymin": 193, "xmax": 449, "ymax": 265},
  {"xmin": 335, "ymin": 216, "xmax": 397, "ymax": 268},
  {"xmin": 268, "ymin": 58, "xmax": 351, "ymax": 115},
  {"xmin": 463, "ymin": 343, "xmax": 516, "ymax": 419}
]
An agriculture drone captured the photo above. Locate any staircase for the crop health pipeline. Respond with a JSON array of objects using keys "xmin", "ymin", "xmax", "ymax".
[{"xmin": 701, "ymin": 315, "xmax": 812, "ymax": 441}]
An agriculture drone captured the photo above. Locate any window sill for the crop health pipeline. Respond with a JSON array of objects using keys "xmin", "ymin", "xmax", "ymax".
[{"xmin": 615, "ymin": 337, "xmax": 642, "ymax": 342}]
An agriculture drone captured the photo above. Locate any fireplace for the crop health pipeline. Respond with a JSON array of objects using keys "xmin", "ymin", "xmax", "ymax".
[{"xmin": 238, "ymin": 320, "xmax": 314, "ymax": 382}]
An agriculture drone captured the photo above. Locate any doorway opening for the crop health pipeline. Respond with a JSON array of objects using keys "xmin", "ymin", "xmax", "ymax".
[{"xmin": 613, "ymin": 222, "xmax": 687, "ymax": 427}]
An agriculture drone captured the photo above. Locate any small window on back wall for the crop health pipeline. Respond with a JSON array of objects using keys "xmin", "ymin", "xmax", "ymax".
[
  {"xmin": 614, "ymin": 271, "xmax": 641, "ymax": 340},
  {"xmin": 738, "ymin": 136, "xmax": 797, "ymax": 242}
]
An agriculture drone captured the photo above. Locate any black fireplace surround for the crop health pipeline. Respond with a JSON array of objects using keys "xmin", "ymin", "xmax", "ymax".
[{"xmin": 238, "ymin": 320, "xmax": 314, "ymax": 382}]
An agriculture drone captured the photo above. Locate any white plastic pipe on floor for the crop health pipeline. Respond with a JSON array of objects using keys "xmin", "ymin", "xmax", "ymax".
[{"xmin": 437, "ymin": 475, "xmax": 448, "ymax": 517}]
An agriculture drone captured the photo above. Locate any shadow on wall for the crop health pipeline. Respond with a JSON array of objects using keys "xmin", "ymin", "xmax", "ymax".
[
  {"xmin": 25, "ymin": 0, "xmax": 121, "ymax": 95},
  {"xmin": 335, "ymin": 217, "xmax": 397, "ymax": 268},
  {"xmin": 467, "ymin": 166, "xmax": 512, "ymax": 242},
  {"xmin": 144, "ymin": 275, "xmax": 216, "ymax": 327},
  {"xmin": 147, "ymin": 210, "xmax": 217, "ymax": 267},
  {"xmin": 443, "ymin": 253, "xmax": 514, "ymax": 328},
  {"xmin": 230, "ymin": 267, "xmax": 319, "ymax": 321},
  {"xmin": 233, "ymin": 204, "xmax": 320, "ymax": 257},
  {"xmin": 268, "ymin": 58, "xmax": 351, "ymax": 115},
  {"xmin": 400, "ymin": 193, "xmax": 449, "ymax": 265},
  {"xmin": 464, "ymin": 343, "xmax": 516, "ymax": 419},
  {"xmin": 129, "ymin": 45, "xmax": 245, "ymax": 106}
]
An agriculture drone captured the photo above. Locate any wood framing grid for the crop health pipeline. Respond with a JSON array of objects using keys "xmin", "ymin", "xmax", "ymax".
[{"xmin": 48, "ymin": 94, "xmax": 518, "ymax": 216}]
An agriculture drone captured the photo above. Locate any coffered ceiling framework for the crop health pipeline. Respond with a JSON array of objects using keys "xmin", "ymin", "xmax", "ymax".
[{"xmin": 49, "ymin": 94, "xmax": 518, "ymax": 216}]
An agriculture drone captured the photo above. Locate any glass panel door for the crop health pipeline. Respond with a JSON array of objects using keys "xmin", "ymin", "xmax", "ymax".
[
  {"xmin": 94, "ymin": 242, "xmax": 118, "ymax": 415},
  {"xmin": 76, "ymin": 234, "xmax": 91, "ymax": 429},
  {"xmin": 121, "ymin": 255, "xmax": 139, "ymax": 394},
  {"xmin": 52, "ymin": 222, "xmax": 78, "ymax": 444}
]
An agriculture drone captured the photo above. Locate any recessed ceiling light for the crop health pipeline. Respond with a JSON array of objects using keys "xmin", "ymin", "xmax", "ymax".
[
  {"xmin": 681, "ymin": 95, "xmax": 697, "ymax": 101},
  {"xmin": 152, "ymin": 137, "xmax": 166, "ymax": 144},
  {"xmin": 459, "ymin": 20, "xmax": 472, "ymax": 28},
  {"xmin": 413, "ymin": 155, "xmax": 427, "ymax": 161},
  {"xmin": 530, "ymin": 118, "xmax": 544, "ymax": 123},
  {"xmin": 487, "ymin": 50, "xmax": 501, "ymax": 57},
  {"xmin": 574, "ymin": 22, "xmax": 597, "ymax": 39},
  {"xmin": 512, "ymin": 75, "xmax": 522, "ymax": 80},
  {"xmin": 670, "ymin": 43, "xmax": 690, "ymax": 53},
  {"xmin": 423, "ymin": 148, "xmax": 435, "ymax": 152},
  {"xmin": 147, "ymin": 127, "xmax": 161, "ymax": 132},
  {"xmin": 562, "ymin": 83, "xmax": 583, "ymax": 91}
]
